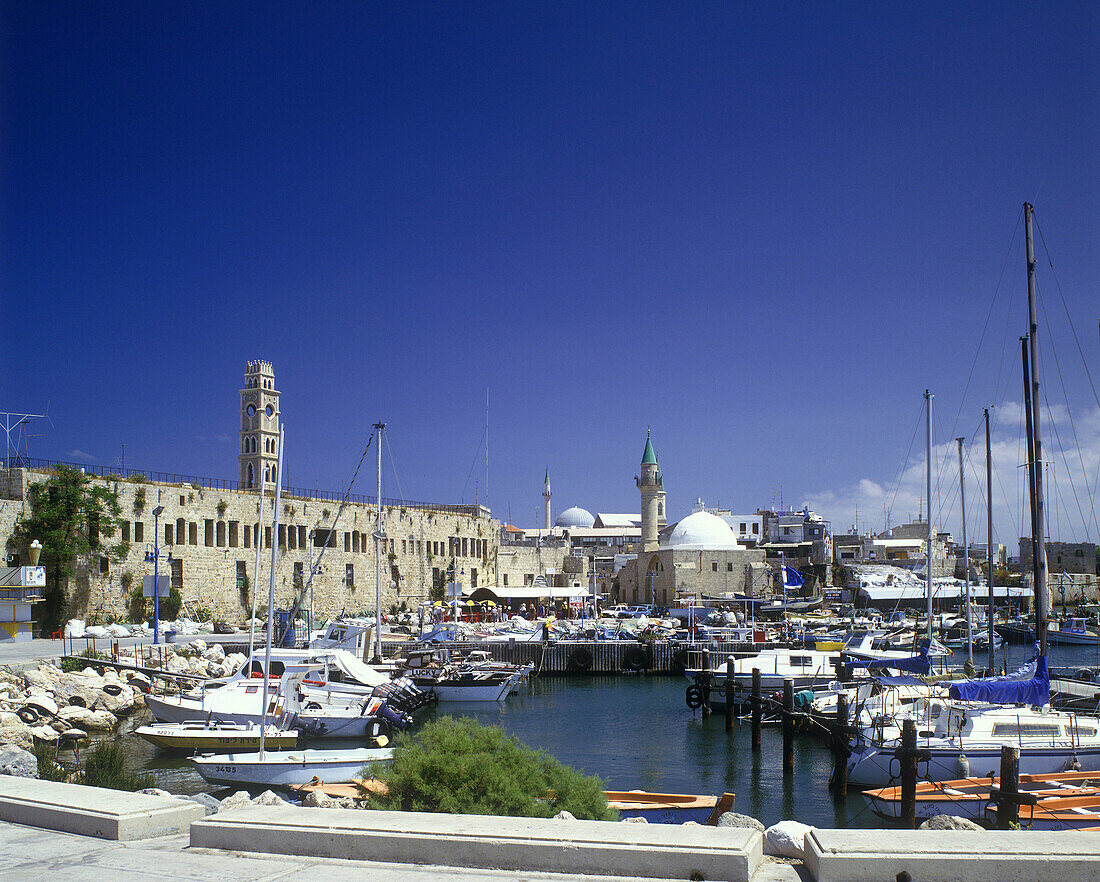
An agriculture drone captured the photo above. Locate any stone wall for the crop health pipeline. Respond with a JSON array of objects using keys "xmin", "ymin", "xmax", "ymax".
[{"xmin": 1, "ymin": 468, "xmax": 501, "ymax": 625}]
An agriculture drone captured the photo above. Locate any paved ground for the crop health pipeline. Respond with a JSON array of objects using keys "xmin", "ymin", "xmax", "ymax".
[{"xmin": 0, "ymin": 821, "xmax": 805, "ymax": 882}]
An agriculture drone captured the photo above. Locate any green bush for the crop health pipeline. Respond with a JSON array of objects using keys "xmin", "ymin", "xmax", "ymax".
[
  {"xmin": 360, "ymin": 717, "xmax": 616, "ymax": 820},
  {"xmin": 160, "ymin": 586, "xmax": 182, "ymax": 620},
  {"xmin": 128, "ymin": 587, "xmax": 145, "ymax": 623},
  {"xmin": 61, "ymin": 647, "xmax": 106, "ymax": 673},
  {"xmin": 78, "ymin": 741, "xmax": 154, "ymax": 791}
]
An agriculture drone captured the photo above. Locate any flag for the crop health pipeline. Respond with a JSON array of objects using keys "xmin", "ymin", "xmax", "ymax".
[{"xmin": 782, "ymin": 566, "xmax": 805, "ymax": 589}]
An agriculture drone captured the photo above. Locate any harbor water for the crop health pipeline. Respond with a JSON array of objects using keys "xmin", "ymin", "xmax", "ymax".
[{"xmin": 115, "ymin": 640, "xmax": 1100, "ymax": 828}]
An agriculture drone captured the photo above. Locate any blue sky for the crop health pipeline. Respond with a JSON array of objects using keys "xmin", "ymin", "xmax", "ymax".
[{"xmin": 3, "ymin": 3, "xmax": 1097, "ymax": 547}]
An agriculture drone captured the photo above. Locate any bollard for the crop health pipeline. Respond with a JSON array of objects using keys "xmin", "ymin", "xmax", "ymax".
[
  {"xmin": 900, "ymin": 719, "xmax": 918, "ymax": 828},
  {"xmin": 701, "ymin": 648, "xmax": 712, "ymax": 717},
  {"xmin": 782, "ymin": 679, "xmax": 794, "ymax": 775},
  {"xmin": 751, "ymin": 668, "xmax": 762, "ymax": 752},
  {"xmin": 991, "ymin": 745, "xmax": 1035, "ymax": 828},
  {"xmin": 724, "ymin": 658, "xmax": 735, "ymax": 732},
  {"xmin": 832, "ymin": 693, "xmax": 848, "ymax": 799}
]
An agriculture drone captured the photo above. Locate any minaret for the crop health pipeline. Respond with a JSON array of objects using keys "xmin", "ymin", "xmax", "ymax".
[
  {"xmin": 239, "ymin": 361, "xmax": 281, "ymax": 489},
  {"xmin": 636, "ymin": 430, "xmax": 662, "ymax": 551},
  {"xmin": 542, "ymin": 467, "xmax": 552, "ymax": 531}
]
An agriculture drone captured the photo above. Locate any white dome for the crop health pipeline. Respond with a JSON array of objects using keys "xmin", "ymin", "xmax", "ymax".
[
  {"xmin": 555, "ymin": 506, "xmax": 595, "ymax": 528},
  {"xmin": 664, "ymin": 511, "xmax": 739, "ymax": 550}
]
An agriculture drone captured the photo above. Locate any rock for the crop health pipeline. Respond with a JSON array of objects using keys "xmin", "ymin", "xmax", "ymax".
[
  {"xmin": 253, "ymin": 789, "xmax": 290, "ymax": 807},
  {"xmin": 181, "ymin": 792, "xmax": 221, "ymax": 815},
  {"xmin": 553, "ymin": 810, "xmax": 576, "ymax": 820},
  {"xmin": 682, "ymin": 821, "xmax": 701, "ymax": 826},
  {"xmin": 23, "ymin": 694, "xmax": 58, "ymax": 717},
  {"xmin": 23, "ymin": 669, "xmax": 54, "ymax": 692},
  {"xmin": 763, "ymin": 821, "xmax": 813, "ymax": 859},
  {"xmin": 202, "ymin": 644, "xmax": 226, "ymax": 663},
  {"xmin": 29, "ymin": 725, "xmax": 59, "ymax": 742},
  {"xmin": 0, "ymin": 747, "xmax": 38, "ymax": 778},
  {"xmin": 166, "ymin": 655, "xmax": 189, "ymax": 674},
  {"xmin": 99, "ymin": 685, "xmax": 137, "ymax": 715},
  {"xmin": 218, "ymin": 791, "xmax": 253, "ymax": 812},
  {"xmin": 57, "ymin": 729, "xmax": 89, "ymax": 743},
  {"xmin": 920, "ymin": 814, "xmax": 985, "ymax": 831},
  {"xmin": 717, "ymin": 812, "xmax": 766, "ymax": 831},
  {"xmin": 128, "ymin": 673, "xmax": 152, "ymax": 693},
  {"xmin": 302, "ymin": 790, "xmax": 338, "ymax": 808},
  {"xmin": 622, "ymin": 816, "xmax": 648, "ymax": 823},
  {"xmin": 189, "ymin": 640, "xmax": 207, "ymax": 654},
  {"xmin": 138, "ymin": 787, "xmax": 173, "ymax": 798},
  {"xmin": 56, "ymin": 706, "xmax": 99, "ymax": 729}
]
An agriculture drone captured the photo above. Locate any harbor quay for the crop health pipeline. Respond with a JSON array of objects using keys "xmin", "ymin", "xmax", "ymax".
[{"xmin": 1, "ymin": 776, "xmax": 1099, "ymax": 881}]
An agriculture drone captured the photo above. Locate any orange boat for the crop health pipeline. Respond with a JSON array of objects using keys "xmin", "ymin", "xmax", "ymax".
[
  {"xmin": 299, "ymin": 779, "xmax": 734, "ymax": 824},
  {"xmin": 862, "ymin": 769, "xmax": 1100, "ymax": 823}
]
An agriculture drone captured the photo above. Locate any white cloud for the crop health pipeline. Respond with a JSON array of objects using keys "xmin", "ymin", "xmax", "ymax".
[
  {"xmin": 66, "ymin": 449, "xmax": 96, "ymax": 461},
  {"xmin": 804, "ymin": 401, "xmax": 1100, "ymax": 545}
]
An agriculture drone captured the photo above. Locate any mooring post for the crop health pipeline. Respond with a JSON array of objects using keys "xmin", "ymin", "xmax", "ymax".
[
  {"xmin": 832, "ymin": 693, "xmax": 848, "ymax": 799},
  {"xmin": 991, "ymin": 745, "xmax": 1035, "ymax": 829},
  {"xmin": 701, "ymin": 647, "xmax": 712, "ymax": 717},
  {"xmin": 751, "ymin": 668, "xmax": 762, "ymax": 752},
  {"xmin": 724, "ymin": 657, "xmax": 735, "ymax": 731},
  {"xmin": 782, "ymin": 678, "xmax": 794, "ymax": 775},
  {"xmin": 900, "ymin": 718, "xmax": 918, "ymax": 828}
]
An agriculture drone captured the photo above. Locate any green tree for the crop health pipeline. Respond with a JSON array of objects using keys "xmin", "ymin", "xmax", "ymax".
[
  {"xmin": 360, "ymin": 717, "xmax": 616, "ymax": 820},
  {"xmin": 11, "ymin": 466, "xmax": 126, "ymax": 634}
]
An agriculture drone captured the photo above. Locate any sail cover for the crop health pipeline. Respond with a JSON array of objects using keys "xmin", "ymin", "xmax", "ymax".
[
  {"xmin": 947, "ymin": 654, "xmax": 1048, "ymax": 705},
  {"xmin": 844, "ymin": 640, "xmax": 932, "ymax": 675}
]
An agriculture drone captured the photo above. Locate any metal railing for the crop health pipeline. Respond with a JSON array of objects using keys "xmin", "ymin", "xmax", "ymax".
[{"xmin": 3, "ymin": 456, "xmax": 486, "ymax": 517}]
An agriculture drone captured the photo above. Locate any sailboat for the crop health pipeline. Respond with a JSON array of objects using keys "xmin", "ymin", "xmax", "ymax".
[
  {"xmin": 847, "ymin": 204, "xmax": 1100, "ymax": 788},
  {"xmin": 188, "ymin": 424, "xmax": 399, "ymax": 788}
]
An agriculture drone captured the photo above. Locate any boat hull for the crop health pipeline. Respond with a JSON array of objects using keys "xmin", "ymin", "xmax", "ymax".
[
  {"xmin": 189, "ymin": 747, "xmax": 393, "ymax": 788},
  {"xmin": 136, "ymin": 725, "xmax": 297, "ymax": 752}
]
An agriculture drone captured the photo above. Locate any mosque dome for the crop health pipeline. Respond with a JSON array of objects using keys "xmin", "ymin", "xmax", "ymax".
[
  {"xmin": 663, "ymin": 511, "xmax": 739, "ymax": 550},
  {"xmin": 555, "ymin": 506, "xmax": 596, "ymax": 529}
]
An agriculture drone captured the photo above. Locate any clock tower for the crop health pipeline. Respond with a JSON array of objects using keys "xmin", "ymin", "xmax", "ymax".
[{"xmin": 239, "ymin": 360, "xmax": 281, "ymax": 489}]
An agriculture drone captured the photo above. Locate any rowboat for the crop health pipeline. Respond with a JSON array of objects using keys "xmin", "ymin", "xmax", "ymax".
[
  {"xmin": 299, "ymin": 779, "xmax": 735, "ymax": 824},
  {"xmin": 135, "ymin": 719, "xmax": 297, "ymax": 752},
  {"xmin": 862, "ymin": 770, "xmax": 1100, "ymax": 822}
]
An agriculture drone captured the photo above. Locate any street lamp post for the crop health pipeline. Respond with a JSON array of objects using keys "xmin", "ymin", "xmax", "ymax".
[{"xmin": 144, "ymin": 505, "xmax": 172, "ymax": 645}]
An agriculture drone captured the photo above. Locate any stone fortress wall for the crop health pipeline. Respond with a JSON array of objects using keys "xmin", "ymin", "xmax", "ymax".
[{"xmin": 1, "ymin": 467, "xmax": 500, "ymax": 625}]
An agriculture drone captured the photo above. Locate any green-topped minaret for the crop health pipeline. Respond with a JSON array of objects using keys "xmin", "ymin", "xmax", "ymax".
[{"xmin": 636, "ymin": 429, "xmax": 663, "ymax": 551}]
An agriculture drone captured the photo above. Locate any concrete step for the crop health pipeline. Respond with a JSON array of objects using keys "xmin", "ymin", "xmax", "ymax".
[
  {"xmin": 0, "ymin": 777, "xmax": 204, "ymax": 841},
  {"xmin": 191, "ymin": 806, "xmax": 763, "ymax": 881},
  {"xmin": 805, "ymin": 828, "xmax": 1100, "ymax": 881}
]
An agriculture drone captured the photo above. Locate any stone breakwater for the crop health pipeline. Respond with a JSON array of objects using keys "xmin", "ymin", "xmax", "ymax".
[{"xmin": 0, "ymin": 640, "xmax": 248, "ymax": 752}]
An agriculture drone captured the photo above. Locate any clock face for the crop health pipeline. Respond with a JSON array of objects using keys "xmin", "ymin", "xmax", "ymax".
[{"xmin": 246, "ymin": 404, "xmax": 256, "ymax": 417}]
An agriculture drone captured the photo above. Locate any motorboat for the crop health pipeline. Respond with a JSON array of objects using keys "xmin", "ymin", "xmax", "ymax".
[
  {"xmin": 862, "ymin": 770, "xmax": 1100, "ymax": 822},
  {"xmin": 387, "ymin": 647, "xmax": 534, "ymax": 701},
  {"xmin": 1048, "ymin": 618, "xmax": 1100, "ymax": 646},
  {"xmin": 190, "ymin": 745, "xmax": 394, "ymax": 789},
  {"xmin": 135, "ymin": 718, "xmax": 298, "ymax": 752}
]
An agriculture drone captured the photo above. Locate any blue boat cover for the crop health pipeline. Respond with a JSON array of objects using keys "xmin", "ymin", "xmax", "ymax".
[
  {"xmin": 782, "ymin": 566, "xmax": 805, "ymax": 589},
  {"xmin": 947, "ymin": 654, "xmax": 1048, "ymax": 705},
  {"xmin": 844, "ymin": 640, "xmax": 932, "ymax": 675}
]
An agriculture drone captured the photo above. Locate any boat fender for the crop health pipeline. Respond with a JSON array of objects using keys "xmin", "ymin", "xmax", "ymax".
[
  {"xmin": 623, "ymin": 646, "xmax": 649, "ymax": 672},
  {"xmin": 956, "ymin": 753, "xmax": 969, "ymax": 778},
  {"xmin": 685, "ymin": 684, "xmax": 704, "ymax": 710},
  {"xmin": 567, "ymin": 647, "xmax": 593, "ymax": 672}
]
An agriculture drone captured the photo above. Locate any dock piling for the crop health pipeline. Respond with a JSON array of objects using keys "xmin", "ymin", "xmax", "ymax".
[
  {"xmin": 831, "ymin": 693, "xmax": 848, "ymax": 799},
  {"xmin": 899, "ymin": 719, "xmax": 918, "ymax": 828},
  {"xmin": 782, "ymin": 679, "xmax": 794, "ymax": 774},
  {"xmin": 724, "ymin": 658, "xmax": 735, "ymax": 731},
  {"xmin": 751, "ymin": 668, "xmax": 761, "ymax": 752},
  {"xmin": 701, "ymin": 648, "xmax": 712, "ymax": 717}
]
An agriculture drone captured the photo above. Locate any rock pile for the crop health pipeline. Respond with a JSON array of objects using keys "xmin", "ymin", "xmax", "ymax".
[{"xmin": 115, "ymin": 641, "xmax": 246, "ymax": 681}]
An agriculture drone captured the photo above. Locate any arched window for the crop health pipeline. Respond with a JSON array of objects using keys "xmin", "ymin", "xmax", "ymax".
[
  {"xmin": 264, "ymin": 466, "xmax": 270, "ymax": 482},
  {"xmin": 271, "ymin": 465, "xmax": 276, "ymax": 484}
]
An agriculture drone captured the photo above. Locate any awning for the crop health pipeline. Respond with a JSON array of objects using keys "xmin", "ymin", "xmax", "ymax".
[{"xmin": 466, "ymin": 585, "xmax": 590, "ymax": 601}]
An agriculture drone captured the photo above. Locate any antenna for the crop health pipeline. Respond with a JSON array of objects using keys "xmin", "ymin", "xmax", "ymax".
[{"xmin": 1, "ymin": 411, "xmax": 49, "ymax": 467}]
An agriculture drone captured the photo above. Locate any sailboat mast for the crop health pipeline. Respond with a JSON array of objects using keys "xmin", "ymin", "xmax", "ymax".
[
  {"xmin": 374, "ymin": 421, "xmax": 385, "ymax": 662},
  {"xmin": 957, "ymin": 438, "xmax": 972, "ymax": 665},
  {"xmin": 925, "ymin": 389, "xmax": 933, "ymax": 641},
  {"xmin": 1024, "ymin": 202, "xmax": 1048, "ymax": 655},
  {"xmin": 985, "ymin": 407, "xmax": 995, "ymax": 672},
  {"xmin": 249, "ymin": 473, "xmax": 266, "ymax": 661},
  {"xmin": 259, "ymin": 425, "xmax": 285, "ymax": 759}
]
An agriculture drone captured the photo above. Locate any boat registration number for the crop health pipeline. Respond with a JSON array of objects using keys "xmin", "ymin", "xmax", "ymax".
[{"xmin": 212, "ymin": 765, "xmax": 237, "ymax": 773}]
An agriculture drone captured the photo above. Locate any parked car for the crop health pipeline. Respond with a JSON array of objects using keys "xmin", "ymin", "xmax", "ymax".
[{"xmin": 623, "ymin": 605, "xmax": 653, "ymax": 618}]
